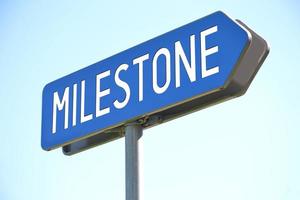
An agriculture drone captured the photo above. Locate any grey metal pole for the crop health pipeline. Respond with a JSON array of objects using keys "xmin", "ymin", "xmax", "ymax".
[{"xmin": 125, "ymin": 122, "xmax": 143, "ymax": 200}]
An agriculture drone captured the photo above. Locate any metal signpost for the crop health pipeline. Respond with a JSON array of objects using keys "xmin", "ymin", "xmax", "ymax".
[
  {"xmin": 41, "ymin": 11, "xmax": 269, "ymax": 200},
  {"xmin": 125, "ymin": 123, "xmax": 142, "ymax": 200}
]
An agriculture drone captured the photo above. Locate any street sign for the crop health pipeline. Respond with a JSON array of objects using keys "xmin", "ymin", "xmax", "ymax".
[{"xmin": 41, "ymin": 11, "xmax": 269, "ymax": 153}]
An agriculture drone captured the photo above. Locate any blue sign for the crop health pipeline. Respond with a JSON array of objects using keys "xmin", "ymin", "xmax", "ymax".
[{"xmin": 42, "ymin": 11, "xmax": 252, "ymax": 150}]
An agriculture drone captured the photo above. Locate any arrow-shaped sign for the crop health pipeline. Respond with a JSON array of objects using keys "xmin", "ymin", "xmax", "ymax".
[{"xmin": 41, "ymin": 11, "xmax": 269, "ymax": 154}]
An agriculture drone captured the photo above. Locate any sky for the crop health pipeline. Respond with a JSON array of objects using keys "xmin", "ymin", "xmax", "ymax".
[{"xmin": 0, "ymin": 0, "xmax": 300, "ymax": 200}]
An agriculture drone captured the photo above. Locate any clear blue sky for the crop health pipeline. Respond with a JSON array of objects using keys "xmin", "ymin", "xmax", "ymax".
[{"xmin": 1, "ymin": 1, "xmax": 299, "ymax": 199}]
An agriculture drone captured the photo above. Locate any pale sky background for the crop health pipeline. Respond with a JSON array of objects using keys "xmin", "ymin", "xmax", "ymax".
[{"xmin": 1, "ymin": 1, "xmax": 300, "ymax": 200}]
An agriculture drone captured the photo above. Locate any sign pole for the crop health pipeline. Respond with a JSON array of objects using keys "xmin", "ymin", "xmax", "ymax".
[{"xmin": 125, "ymin": 122, "xmax": 143, "ymax": 200}]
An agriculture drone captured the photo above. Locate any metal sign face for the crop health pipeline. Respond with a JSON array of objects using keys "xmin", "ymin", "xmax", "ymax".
[{"xmin": 41, "ymin": 11, "xmax": 269, "ymax": 152}]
